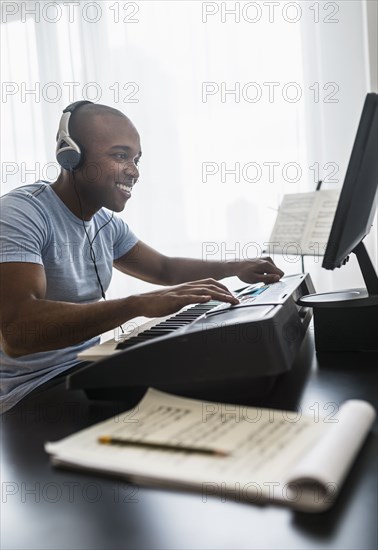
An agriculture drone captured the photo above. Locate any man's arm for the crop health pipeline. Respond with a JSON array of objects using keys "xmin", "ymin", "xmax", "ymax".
[
  {"xmin": 1, "ymin": 242, "xmax": 283, "ymax": 357},
  {"xmin": 114, "ymin": 241, "xmax": 284, "ymax": 285},
  {"xmin": 0, "ymin": 262, "xmax": 238, "ymax": 357}
]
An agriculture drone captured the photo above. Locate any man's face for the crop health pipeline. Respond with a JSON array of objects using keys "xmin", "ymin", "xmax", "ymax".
[{"xmin": 75, "ymin": 113, "xmax": 142, "ymax": 214}]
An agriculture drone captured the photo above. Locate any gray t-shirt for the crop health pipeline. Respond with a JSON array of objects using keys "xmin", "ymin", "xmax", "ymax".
[{"xmin": 0, "ymin": 181, "xmax": 138, "ymax": 413}]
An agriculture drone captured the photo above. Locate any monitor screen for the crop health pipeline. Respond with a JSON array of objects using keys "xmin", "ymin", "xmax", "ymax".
[{"xmin": 322, "ymin": 93, "xmax": 378, "ymax": 271}]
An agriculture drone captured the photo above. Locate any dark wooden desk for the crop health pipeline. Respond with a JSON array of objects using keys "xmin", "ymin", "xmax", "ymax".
[{"xmin": 1, "ymin": 329, "xmax": 377, "ymax": 550}]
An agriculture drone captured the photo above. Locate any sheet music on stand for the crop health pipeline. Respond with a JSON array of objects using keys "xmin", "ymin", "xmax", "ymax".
[{"xmin": 268, "ymin": 189, "xmax": 340, "ymax": 272}]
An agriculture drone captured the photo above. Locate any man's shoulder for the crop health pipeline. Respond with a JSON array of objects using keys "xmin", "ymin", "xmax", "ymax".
[
  {"xmin": 94, "ymin": 210, "xmax": 137, "ymax": 252},
  {"xmin": 1, "ymin": 181, "xmax": 52, "ymax": 225},
  {"xmin": 1, "ymin": 181, "xmax": 51, "ymax": 207},
  {"xmin": 94, "ymin": 208, "xmax": 129, "ymax": 230}
]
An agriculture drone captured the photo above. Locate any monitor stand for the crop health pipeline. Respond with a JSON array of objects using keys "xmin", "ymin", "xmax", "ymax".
[{"xmin": 298, "ymin": 242, "xmax": 378, "ymax": 352}]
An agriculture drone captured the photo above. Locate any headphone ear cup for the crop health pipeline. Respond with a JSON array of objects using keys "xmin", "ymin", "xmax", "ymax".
[
  {"xmin": 56, "ymin": 110, "xmax": 85, "ymax": 171},
  {"xmin": 56, "ymin": 140, "xmax": 83, "ymax": 171}
]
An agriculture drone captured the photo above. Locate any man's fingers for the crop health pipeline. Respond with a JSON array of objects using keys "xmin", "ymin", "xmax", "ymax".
[
  {"xmin": 257, "ymin": 260, "xmax": 284, "ymax": 278},
  {"xmin": 178, "ymin": 294, "xmax": 212, "ymax": 305},
  {"xmin": 188, "ymin": 278, "xmax": 230, "ymax": 293},
  {"xmin": 258, "ymin": 273, "xmax": 281, "ymax": 283},
  {"xmin": 270, "ymin": 265, "xmax": 284, "ymax": 277},
  {"xmin": 178, "ymin": 287, "xmax": 238, "ymax": 305},
  {"xmin": 178, "ymin": 280, "xmax": 237, "ymax": 303}
]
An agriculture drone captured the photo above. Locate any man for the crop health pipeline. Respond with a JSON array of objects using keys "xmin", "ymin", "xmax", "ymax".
[{"xmin": 0, "ymin": 102, "xmax": 283, "ymax": 412}]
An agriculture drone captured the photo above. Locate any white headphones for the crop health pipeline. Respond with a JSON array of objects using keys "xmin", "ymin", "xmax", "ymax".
[{"xmin": 56, "ymin": 100, "xmax": 93, "ymax": 171}]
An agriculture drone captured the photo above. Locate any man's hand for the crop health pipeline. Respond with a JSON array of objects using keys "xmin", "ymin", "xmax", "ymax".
[
  {"xmin": 132, "ymin": 278, "xmax": 239, "ymax": 318},
  {"xmin": 235, "ymin": 257, "xmax": 284, "ymax": 285}
]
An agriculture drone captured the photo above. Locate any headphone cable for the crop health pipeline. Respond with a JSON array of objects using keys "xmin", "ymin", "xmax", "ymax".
[
  {"xmin": 72, "ymin": 172, "xmax": 114, "ymax": 301},
  {"xmin": 71, "ymin": 173, "xmax": 125, "ymax": 335}
]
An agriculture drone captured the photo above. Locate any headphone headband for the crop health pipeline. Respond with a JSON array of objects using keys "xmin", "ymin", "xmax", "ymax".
[
  {"xmin": 56, "ymin": 101, "xmax": 94, "ymax": 171},
  {"xmin": 63, "ymin": 100, "xmax": 93, "ymax": 114}
]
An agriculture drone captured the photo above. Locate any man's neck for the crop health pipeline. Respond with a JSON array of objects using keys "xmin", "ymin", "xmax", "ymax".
[{"xmin": 51, "ymin": 173, "xmax": 97, "ymax": 221}]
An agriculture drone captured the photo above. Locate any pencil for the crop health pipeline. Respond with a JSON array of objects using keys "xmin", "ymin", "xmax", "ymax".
[{"xmin": 98, "ymin": 435, "xmax": 228, "ymax": 457}]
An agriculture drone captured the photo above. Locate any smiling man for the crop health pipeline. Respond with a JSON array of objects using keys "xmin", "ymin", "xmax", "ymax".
[{"xmin": 0, "ymin": 101, "xmax": 283, "ymax": 413}]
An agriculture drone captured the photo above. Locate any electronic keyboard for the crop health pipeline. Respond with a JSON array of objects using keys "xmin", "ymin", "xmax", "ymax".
[{"xmin": 68, "ymin": 273, "xmax": 315, "ymax": 401}]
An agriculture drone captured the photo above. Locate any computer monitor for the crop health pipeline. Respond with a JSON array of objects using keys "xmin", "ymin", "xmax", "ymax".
[{"xmin": 301, "ymin": 92, "xmax": 378, "ymax": 305}]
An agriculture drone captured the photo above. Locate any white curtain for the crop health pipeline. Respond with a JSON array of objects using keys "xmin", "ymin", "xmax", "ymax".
[{"xmin": 1, "ymin": 0, "xmax": 376, "ymax": 298}]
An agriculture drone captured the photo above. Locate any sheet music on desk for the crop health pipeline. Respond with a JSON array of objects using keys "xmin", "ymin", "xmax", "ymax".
[
  {"xmin": 269, "ymin": 190, "xmax": 340, "ymax": 256},
  {"xmin": 45, "ymin": 388, "xmax": 375, "ymax": 512}
]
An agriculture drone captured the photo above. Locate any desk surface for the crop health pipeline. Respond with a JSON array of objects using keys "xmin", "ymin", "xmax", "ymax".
[{"xmin": 1, "ymin": 330, "xmax": 377, "ymax": 550}]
